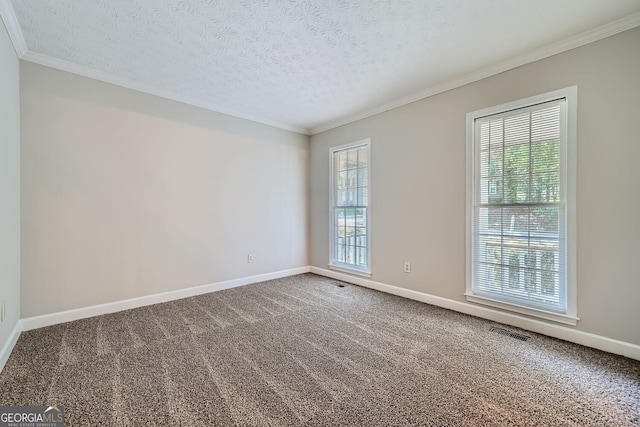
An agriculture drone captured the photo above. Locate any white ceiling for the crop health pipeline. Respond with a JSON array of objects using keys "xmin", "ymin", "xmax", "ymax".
[{"xmin": 2, "ymin": 1, "xmax": 640, "ymax": 134}]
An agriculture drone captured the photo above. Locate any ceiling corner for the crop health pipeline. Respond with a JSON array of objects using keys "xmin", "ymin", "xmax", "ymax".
[{"xmin": 0, "ymin": 0, "xmax": 27, "ymax": 57}]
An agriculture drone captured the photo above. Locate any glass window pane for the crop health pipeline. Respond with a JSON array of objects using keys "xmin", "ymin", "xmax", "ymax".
[
  {"xmin": 347, "ymin": 149, "xmax": 357, "ymax": 169},
  {"xmin": 338, "ymin": 152, "xmax": 348, "ymax": 171},
  {"xmin": 336, "ymin": 190, "xmax": 347, "ymax": 205},
  {"xmin": 478, "ymin": 121, "xmax": 490, "ymax": 150},
  {"xmin": 337, "ymin": 171, "xmax": 347, "ymax": 190},
  {"xmin": 503, "ymin": 173, "xmax": 528, "ymax": 204},
  {"xmin": 532, "ymin": 140, "xmax": 559, "ymax": 173},
  {"xmin": 530, "ymin": 206, "xmax": 559, "ymax": 234},
  {"xmin": 504, "ymin": 144, "xmax": 530, "ymax": 176},
  {"xmin": 501, "ymin": 206, "xmax": 529, "ymax": 237},
  {"xmin": 357, "ymin": 167, "xmax": 367, "ymax": 188},
  {"xmin": 332, "ymin": 142, "xmax": 369, "ymax": 270},
  {"xmin": 489, "ymin": 120, "xmax": 503, "ymax": 148},
  {"xmin": 335, "ymin": 208, "xmax": 346, "ymax": 226},
  {"xmin": 347, "ymin": 169, "xmax": 357, "ymax": 189},
  {"xmin": 532, "ymin": 106, "xmax": 561, "ymax": 142},
  {"xmin": 488, "ymin": 148, "xmax": 503, "ymax": 177},
  {"xmin": 357, "ymin": 146, "xmax": 368, "ymax": 168},
  {"xmin": 531, "ymin": 171, "xmax": 559, "ymax": 203},
  {"xmin": 504, "ymin": 113, "xmax": 529, "ymax": 146},
  {"xmin": 334, "ymin": 243, "xmax": 343, "ymax": 263}
]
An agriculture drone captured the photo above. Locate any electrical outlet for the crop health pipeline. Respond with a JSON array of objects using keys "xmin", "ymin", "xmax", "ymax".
[
  {"xmin": 248, "ymin": 253, "xmax": 254, "ymax": 263},
  {"xmin": 404, "ymin": 262, "xmax": 411, "ymax": 273}
]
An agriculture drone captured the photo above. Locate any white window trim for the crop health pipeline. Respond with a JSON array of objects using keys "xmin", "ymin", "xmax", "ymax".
[
  {"xmin": 329, "ymin": 139, "xmax": 371, "ymax": 277},
  {"xmin": 465, "ymin": 87, "xmax": 578, "ymax": 325}
]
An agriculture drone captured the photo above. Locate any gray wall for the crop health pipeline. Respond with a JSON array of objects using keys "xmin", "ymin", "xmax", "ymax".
[
  {"xmin": 20, "ymin": 62, "xmax": 309, "ymax": 318},
  {"xmin": 310, "ymin": 27, "xmax": 640, "ymax": 345},
  {"xmin": 0, "ymin": 21, "xmax": 20, "ymax": 351}
]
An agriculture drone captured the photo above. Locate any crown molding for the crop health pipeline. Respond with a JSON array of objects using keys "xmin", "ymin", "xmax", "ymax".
[
  {"xmin": 309, "ymin": 11, "xmax": 640, "ymax": 135},
  {"xmin": 22, "ymin": 51, "xmax": 310, "ymax": 135},
  {"xmin": 0, "ymin": 0, "xmax": 27, "ymax": 56},
  {"xmin": 5, "ymin": 0, "xmax": 639, "ymax": 137},
  {"xmin": 3, "ymin": 1, "xmax": 308, "ymax": 134}
]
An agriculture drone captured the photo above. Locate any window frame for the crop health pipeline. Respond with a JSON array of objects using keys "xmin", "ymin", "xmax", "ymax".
[
  {"xmin": 329, "ymin": 139, "xmax": 371, "ymax": 277},
  {"xmin": 465, "ymin": 87, "xmax": 578, "ymax": 325}
]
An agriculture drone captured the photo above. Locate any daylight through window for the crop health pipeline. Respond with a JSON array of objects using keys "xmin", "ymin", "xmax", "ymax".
[
  {"xmin": 467, "ymin": 88, "xmax": 577, "ymax": 324},
  {"xmin": 330, "ymin": 140, "xmax": 370, "ymax": 274}
]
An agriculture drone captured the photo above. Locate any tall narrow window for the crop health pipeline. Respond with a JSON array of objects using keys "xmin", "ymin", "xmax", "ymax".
[
  {"xmin": 466, "ymin": 88, "xmax": 577, "ymax": 325},
  {"xmin": 330, "ymin": 140, "xmax": 370, "ymax": 275}
]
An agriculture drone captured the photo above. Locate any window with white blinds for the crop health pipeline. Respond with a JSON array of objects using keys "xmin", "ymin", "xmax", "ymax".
[
  {"xmin": 466, "ymin": 88, "xmax": 577, "ymax": 324},
  {"xmin": 330, "ymin": 140, "xmax": 370, "ymax": 275}
]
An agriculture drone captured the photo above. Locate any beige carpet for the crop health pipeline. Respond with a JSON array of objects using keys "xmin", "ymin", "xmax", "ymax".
[{"xmin": 1, "ymin": 273, "xmax": 639, "ymax": 426}]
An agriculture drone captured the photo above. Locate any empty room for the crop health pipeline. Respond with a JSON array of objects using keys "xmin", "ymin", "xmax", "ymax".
[{"xmin": 1, "ymin": 1, "xmax": 639, "ymax": 425}]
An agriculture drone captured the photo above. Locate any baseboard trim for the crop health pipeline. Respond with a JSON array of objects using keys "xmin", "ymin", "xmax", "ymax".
[
  {"xmin": 310, "ymin": 267, "xmax": 640, "ymax": 361},
  {"xmin": 0, "ymin": 321, "xmax": 22, "ymax": 373},
  {"xmin": 21, "ymin": 266, "xmax": 311, "ymax": 331}
]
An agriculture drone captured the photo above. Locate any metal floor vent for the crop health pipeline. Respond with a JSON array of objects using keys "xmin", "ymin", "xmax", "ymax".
[{"xmin": 490, "ymin": 327, "xmax": 530, "ymax": 341}]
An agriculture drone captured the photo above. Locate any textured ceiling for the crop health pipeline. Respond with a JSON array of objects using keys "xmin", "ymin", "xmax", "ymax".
[{"xmin": 4, "ymin": 0, "xmax": 640, "ymax": 134}]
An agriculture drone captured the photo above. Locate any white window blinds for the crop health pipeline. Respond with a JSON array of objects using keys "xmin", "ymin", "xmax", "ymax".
[{"xmin": 472, "ymin": 99, "xmax": 567, "ymax": 313}]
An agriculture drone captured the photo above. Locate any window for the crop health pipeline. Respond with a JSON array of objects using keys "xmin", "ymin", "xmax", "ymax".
[
  {"xmin": 330, "ymin": 140, "xmax": 370, "ymax": 276},
  {"xmin": 466, "ymin": 87, "xmax": 577, "ymax": 325}
]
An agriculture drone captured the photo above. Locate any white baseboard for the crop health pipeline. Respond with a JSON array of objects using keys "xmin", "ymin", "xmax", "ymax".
[
  {"xmin": 0, "ymin": 321, "xmax": 22, "ymax": 373},
  {"xmin": 21, "ymin": 266, "xmax": 311, "ymax": 331},
  {"xmin": 13, "ymin": 265, "xmax": 639, "ymax": 361},
  {"xmin": 310, "ymin": 267, "xmax": 640, "ymax": 361}
]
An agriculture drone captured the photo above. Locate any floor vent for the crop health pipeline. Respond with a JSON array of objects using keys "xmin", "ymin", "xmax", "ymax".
[{"xmin": 490, "ymin": 327, "xmax": 530, "ymax": 341}]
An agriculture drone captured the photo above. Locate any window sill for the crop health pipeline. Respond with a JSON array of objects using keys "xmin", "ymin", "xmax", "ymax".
[
  {"xmin": 328, "ymin": 264, "xmax": 372, "ymax": 278},
  {"xmin": 464, "ymin": 293, "xmax": 579, "ymax": 326}
]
